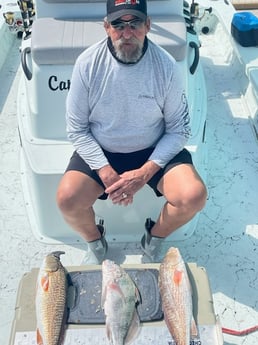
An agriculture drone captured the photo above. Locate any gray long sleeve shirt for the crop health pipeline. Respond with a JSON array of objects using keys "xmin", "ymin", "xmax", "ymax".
[{"xmin": 66, "ymin": 38, "xmax": 191, "ymax": 170}]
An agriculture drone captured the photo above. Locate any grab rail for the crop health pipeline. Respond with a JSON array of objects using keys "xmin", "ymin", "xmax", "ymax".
[
  {"xmin": 21, "ymin": 47, "xmax": 32, "ymax": 81},
  {"xmin": 21, "ymin": 40, "xmax": 199, "ymax": 80},
  {"xmin": 189, "ymin": 41, "xmax": 199, "ymax": 75}
]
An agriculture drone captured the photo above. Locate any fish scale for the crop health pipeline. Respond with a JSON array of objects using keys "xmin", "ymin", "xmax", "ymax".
[
  {"xmin": 102, "ymin": 260, "xmax": 141, "ymax": 345},
  {"xmin": 159, "ymin": 247, "xmax": 196, "ymax": 345},
  {"xmin": 36, "ymin": 252, "xmax": 67, "ymax": 345}
]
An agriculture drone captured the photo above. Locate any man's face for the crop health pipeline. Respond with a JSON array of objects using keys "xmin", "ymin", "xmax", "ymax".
[{"xmin": 104, "ymin": 15, "xmax": 150, "ymax": 63}]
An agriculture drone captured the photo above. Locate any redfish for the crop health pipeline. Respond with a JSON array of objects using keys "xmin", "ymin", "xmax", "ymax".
[
  {"xmin": 159, "ymin": 247, "xmax": 198, "ymax": 345},
  {"xmin": 101, "ymin": 260, "xmax": 141, "ymax": 345},
  {"xmin": 35, "ymin": 251, "xmax": 67, "ymax": 345}
]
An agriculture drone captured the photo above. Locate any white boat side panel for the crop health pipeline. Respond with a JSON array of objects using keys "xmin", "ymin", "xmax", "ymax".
[{"xmin": 23, "ymin": 62, "xmax": 72, "ymax": 139}]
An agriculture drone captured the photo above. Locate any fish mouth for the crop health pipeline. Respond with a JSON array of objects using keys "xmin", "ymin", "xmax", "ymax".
[
  {"xmin": 102, "ymin": 260, "xmax": 123, "ymax": 279},
  {"xmin": 102, "ymin": 259, "xmax": 114, "ymax": 268},
  {"xmin": 49, "ymin": 251, "xmax": 65, "ymax": 259},
  {"xmin": 43, "ymin": 251, "xmax": 65, "ymax": 271}
]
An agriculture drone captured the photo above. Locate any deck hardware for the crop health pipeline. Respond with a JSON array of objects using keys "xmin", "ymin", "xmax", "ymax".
[
  {"xmin": 21, "ymin": 47, "xmax": 32, "ymax": 80},
  {"xmin": 189, "ymin": 41, "xmax": 199, "ymax": 74}
]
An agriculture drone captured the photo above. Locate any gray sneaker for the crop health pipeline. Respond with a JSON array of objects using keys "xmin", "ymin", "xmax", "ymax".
[
  {"xmin": 81, "ymin": 223, "xmax": 108, "ymax": 265},
  {"xmin": 141, "ymin": 218, "xmax": 164, "ymax": 263}
]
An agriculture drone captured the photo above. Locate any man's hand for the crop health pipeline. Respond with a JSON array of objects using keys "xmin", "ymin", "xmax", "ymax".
[
  {"xmin": 105, "ymin": 161, "xmax": 160, "ymax": 205},
  {"xmin": 96, "ymin": 164, "xmax": 132, "ymax": 205},
  {"xmin": 96, "ymin": 164, "xmax": 120, "ymax": 187}
]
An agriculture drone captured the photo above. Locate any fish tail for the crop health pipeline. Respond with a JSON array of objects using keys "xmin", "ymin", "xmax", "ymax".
[{"xmin": 51, "ymin": 251, "xmax": 65, "ymax": 259}]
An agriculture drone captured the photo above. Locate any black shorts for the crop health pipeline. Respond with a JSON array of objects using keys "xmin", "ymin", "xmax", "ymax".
[{"xmin": 66, "ymin": 148, "xmax": 193, "ymax": 200}]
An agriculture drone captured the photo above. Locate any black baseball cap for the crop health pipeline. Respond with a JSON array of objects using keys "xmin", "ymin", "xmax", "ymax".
[{"xmin": 106, "ymin": 0, "xmax": 147, "ymax": 22}]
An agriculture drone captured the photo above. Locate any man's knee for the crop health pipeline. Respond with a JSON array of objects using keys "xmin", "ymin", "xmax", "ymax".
[
  {"xmin": 184, "ymin": 180, "xmax": 207, "ymax": 214},
  {"xmin": 56, "ymin": 176, "xmax": 102, "ymax": 215},
  {"xmin": 56, "ymin": 184, "xmax": 78, "ymax": 214},
  {"xmin": 167, "ymin": 181, "xmax": 207, "ymax": 213},
  {"xmin": 193, "ymin": 182, "xmax": 207, "ymax": 211}
]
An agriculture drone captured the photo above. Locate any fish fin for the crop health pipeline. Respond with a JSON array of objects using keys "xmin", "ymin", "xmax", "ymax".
[
  {"xmin": 101, "ymin": 285, "xmax": 107, "ymax": 308},
  {"xmin": 105, "ymin": 321, "xmax": 112, "ymax": 342},
  {"xmin": 135, "ymin": 285, "xmax": 141, "ymax": 305},
  {"xmin": 190, "ymin": 316, "xmax": 199, "ymax": 338},
  {"xmin": 36, "ymin": 329, "xmax": 43, "ymax": 345},
  {"xmin": 173, "ymin": 269, "xmax": 183, "ymax": 285},
  {"xmin": 125, "ymin": 309, "xmax": 141, "ymax": 344},
  {"xmin": 40, "ymin": 273, "xmax": 49, "ymax": 292},
  {"xmin": 109, "ymin": 281, "xmax": 126, "ymax": 301}
]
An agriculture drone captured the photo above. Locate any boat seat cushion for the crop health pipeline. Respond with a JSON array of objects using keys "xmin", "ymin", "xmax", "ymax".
[
  {"xmin": 149, "ymin": 15, "xmax": 187, "ymax": 61},
  {"xmin": 31, "ymin": 16, "xmax": 186, "ymax": 65},
  {"xmin": 31, "ymin": 18, "xmax": 105, "ymax": 65}
]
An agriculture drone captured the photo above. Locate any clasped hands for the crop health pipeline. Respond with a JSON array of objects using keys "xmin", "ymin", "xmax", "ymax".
[
  {"xmin": 97, "ymin": 161, "xmax": 160, "ymax": 206},
  {"xmin": 105, "ymin": 170, "xmax": 146, "ymax": 206}
]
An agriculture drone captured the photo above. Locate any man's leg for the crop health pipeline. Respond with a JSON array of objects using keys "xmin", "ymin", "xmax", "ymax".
[
  {"xmin": 152, "ymin": 163, "xmax": 207, "ymax": 237},
  {"xmin": 56, "ymin": 170, "xmax": 107, "ymax": 263},
  {"xmin": 141, "ymin": 163, "xmax": 207, "ymax": 261}
]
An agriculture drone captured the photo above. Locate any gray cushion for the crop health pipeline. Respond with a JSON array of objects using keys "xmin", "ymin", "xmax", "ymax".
[{"xmin": 31, "ymin": 15, "xmax": 186, "ymax": 65}]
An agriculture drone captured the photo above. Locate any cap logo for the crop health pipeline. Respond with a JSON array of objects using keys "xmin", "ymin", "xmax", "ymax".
[
  {"xmin": 114, "ymin": 0, "xmax": 140, "ymax": 7},
  {"xmin": 107, "ymin": 0, "xmax": 147, "ymax": 22}
]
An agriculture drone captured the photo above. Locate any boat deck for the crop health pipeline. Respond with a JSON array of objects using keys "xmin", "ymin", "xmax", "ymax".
[{"xmin": 0, "ymin": 2, "xmax": 258, "ymax": 345}]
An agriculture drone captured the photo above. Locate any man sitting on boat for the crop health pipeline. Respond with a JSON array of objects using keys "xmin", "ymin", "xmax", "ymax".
[{"xmin": 56, "ymin": 0, "xmax": 207, "ymax": 264}]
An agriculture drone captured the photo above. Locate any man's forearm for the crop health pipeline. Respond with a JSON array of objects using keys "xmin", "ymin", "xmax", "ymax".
[{"xmin": 138, "ymin": 160, "xmax": 161, "ymax": 183}]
